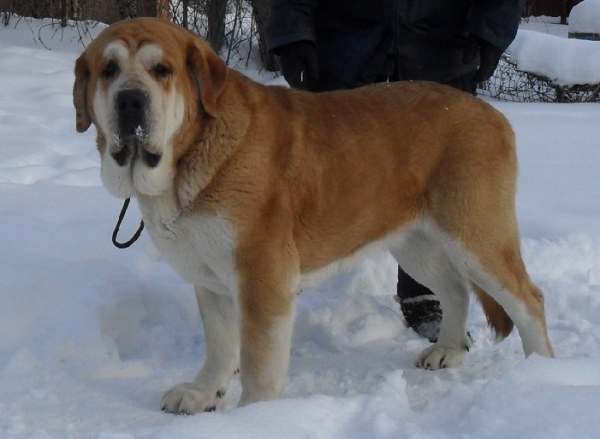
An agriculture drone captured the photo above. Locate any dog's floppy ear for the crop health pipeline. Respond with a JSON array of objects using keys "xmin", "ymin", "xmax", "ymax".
[
  {"xmin": 186, "ymin": 38, "xmax": 227, "ymax": 118},
  {"xmin": 73, "ymin": 54, "xmax": 92, "ymax": 133}
]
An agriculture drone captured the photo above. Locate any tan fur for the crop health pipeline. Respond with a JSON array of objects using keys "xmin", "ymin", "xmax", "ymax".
[{"xmin": 74, "ymin": 18, "xmax": 554, "ymax": 413}]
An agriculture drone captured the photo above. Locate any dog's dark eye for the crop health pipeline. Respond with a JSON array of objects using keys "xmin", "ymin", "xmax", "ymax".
[
  {"xmin": 152, "ymin": 63, "xmax": 171, "ymax": 79},
  {"xmin": 101, "ymin": 60, "xmax": 118, "ymax": 80}
]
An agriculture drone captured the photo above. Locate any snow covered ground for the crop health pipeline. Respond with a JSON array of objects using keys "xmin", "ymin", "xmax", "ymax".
[{"xmin": 1, "ymin": 17, "xmax": 600, "ymax": 439}]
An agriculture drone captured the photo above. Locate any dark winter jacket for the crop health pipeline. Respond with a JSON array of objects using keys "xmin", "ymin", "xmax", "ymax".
[{"xmin": 267, "ymin": 0, "xmax": 523, "ymax": 89}]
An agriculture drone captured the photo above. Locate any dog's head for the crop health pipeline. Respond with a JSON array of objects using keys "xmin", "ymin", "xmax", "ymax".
[{"xmin": 74, "ymin": 18, "xmax": 227, "ymax": 198}]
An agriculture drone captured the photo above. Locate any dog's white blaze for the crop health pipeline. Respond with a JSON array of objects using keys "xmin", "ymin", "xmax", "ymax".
[
  {"xmin": 132, "ymin": 83, "xmax": 183, "ymax": 196},
  {"xmin": 99, "ymin": 42, "xmax": 137, "ymax": 142}
]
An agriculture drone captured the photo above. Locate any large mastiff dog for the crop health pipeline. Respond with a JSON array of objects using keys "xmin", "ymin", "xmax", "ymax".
[{"xmin": 73, "ymin": 18, "xmax": 554, "ymax": 414}]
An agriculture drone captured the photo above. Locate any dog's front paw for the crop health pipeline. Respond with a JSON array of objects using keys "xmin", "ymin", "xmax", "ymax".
[
  {"xmin": 416, "ymin": 341, "xmax": 470, "ymax": 370},
  {"xmin": 161, "ymin": 382, "xmax": 225, "ymax": 415}
]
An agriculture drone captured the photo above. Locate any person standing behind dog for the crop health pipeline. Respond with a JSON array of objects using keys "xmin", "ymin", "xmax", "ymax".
[{"xmin": 267, "ymin": 0, "xmax": 524, "ymax": 341}]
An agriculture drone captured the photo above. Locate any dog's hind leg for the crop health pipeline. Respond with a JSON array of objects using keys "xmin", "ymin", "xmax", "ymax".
[
  {"xmin": 161, "ymin": 285, "xmax": 240, "ymax": 414},
  {"xmin": 391, "ymin": 230, "xmax": 472, "ymax": 369},
  {"xmin": 435, "ymin": 197, "xmax": 554, "ymax": 359},
  {"xmin": 425, "ymin": 122, "xmax": 554, "ymax": 360}
]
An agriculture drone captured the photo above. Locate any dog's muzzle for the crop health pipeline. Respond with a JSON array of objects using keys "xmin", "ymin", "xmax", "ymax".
[{"xmin": 113, "ymin": 89, "xmax": 161, "ymax": 168}]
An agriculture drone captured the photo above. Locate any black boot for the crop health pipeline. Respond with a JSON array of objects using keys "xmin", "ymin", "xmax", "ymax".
[{"xmin": 396, "ymin": 267, "xmax": 442, "ymax": 342}]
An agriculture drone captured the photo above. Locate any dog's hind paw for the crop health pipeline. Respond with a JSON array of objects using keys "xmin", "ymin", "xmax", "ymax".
[
  {"xmin": 416, "ymin": 343, "xmax": 469, "ymax": 370},
  {"xmin": 161, "ymin": 382, "xmax": 224, "ymax": 415}
]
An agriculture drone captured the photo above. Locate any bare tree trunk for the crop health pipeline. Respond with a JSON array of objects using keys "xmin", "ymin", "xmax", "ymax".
[
  {"xmin": 207, "ymin": 0, "xmax": 227, "ymax": 51},
  {"xmin": 182, "ymin": 0, "xmax": 188, "ymax": 27},
  {"xmin": 250, "ymin": 0, "xmax": 278, "ymax": 71},
  {"xmin": 60, "ymin": 0, "xmax": 67, "ymax": 26}
]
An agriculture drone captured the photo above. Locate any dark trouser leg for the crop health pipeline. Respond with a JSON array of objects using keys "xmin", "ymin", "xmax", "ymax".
[{"xmin": 396, "ymin": 266, "xmax": 434, "ymax": 299}]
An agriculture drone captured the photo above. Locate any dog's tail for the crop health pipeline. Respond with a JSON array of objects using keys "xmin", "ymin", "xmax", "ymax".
[{"xmin": 472, "ymin": 284, "xmax": 514, "ymax": 340}]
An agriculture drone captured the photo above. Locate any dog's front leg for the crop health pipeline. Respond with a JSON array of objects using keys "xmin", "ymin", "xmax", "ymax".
[
  {"xmin": 162, "ymin": 285, "xmax": 240, "ymax": 414},
  {"xmin": 236, "ymin": 251, "xmax": 299, "ymax": 407}
]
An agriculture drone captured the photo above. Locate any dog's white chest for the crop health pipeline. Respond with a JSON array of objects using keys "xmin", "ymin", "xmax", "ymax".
[{"xmin": 139, "ymin": 201, "xmax": 237, "ymax": 295}]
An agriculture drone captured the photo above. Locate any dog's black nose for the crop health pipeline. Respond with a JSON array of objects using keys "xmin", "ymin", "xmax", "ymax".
[{"xmin": 116, "ymin": 89, "xmax": 148, "ymax": 136}]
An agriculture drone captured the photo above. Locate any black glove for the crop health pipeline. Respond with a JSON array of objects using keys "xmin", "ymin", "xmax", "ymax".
[
  {"xmin": 463, "ymin": 34, "xmax": 503, "ymax": 83},
  {"xmin": 277, "ymin": 40, "xmax": 319, "ymax": 90}
]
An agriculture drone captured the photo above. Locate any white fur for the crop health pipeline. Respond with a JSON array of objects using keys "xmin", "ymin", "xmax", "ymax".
[
  {"xmin": 465, "ymin": 263, "xmax": 554, "ymax": 357},
  {"xmin": 103, "ymin": 41, "xmax": 129, "ymax": 61},
  {"xmin": 390, "ymin": 223, "xmax": 472, "ymax": 368},
  {"xmin": 161, "ymin": 286, "xmax": 240, "ymax": 413},
  {"xmin": 139, "ymin": 197, "xmax": 244, "ymax": 411},
  {"xmin": 99, "ymin": 146, "xmax": 135, "ymax": 198},
  {"xmin": 137, "ymin": 196, "xmax": 238, "ymax": 296}
]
